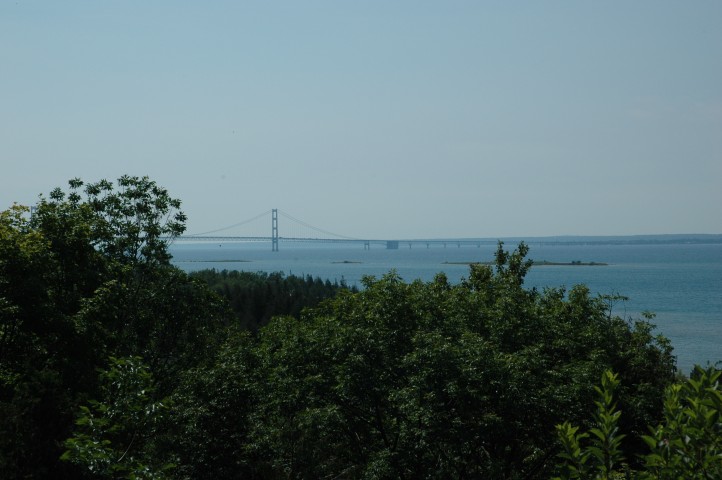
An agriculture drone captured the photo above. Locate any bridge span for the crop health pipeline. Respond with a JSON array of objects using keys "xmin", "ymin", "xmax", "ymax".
[
  {"xmin": 176, "ymin": 235, "xmax": 498, "ymax": 250},
  {"xmin": 178, "ymin": 209, "xmax": 499, "ymax": 251}
]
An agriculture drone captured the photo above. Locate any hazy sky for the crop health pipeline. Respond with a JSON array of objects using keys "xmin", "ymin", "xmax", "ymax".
[{"xmin": 2, "ymin": 1, "xmax": 721, "ymax": 239}]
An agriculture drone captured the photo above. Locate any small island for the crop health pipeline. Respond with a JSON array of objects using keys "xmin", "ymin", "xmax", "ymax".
[
  {"xmin": 177, "ymin": 259, "xmax": 252, "ymax": 263},
  {"xmin": 534, "ymin": 260, "xmax": 608, "ymax": 266},
  {"xmin": 443, "ymin": 260, "xmax": 608, "ymax": 266}
]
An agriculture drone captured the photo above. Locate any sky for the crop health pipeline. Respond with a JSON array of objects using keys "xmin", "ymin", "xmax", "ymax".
[{"xmin": 2, "ymin": 1, "xmax": 721, "ymax": 239}]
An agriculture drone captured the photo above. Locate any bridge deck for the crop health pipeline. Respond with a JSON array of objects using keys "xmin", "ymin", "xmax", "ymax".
[{"xmin": 176, "ymin": 236, "xmax": 499, "ymax": 249}]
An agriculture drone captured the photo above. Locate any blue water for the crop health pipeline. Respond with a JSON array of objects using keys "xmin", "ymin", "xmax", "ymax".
[{"xmin": 170, "ymin": 241, "xmax": 722, "ymax": 374}]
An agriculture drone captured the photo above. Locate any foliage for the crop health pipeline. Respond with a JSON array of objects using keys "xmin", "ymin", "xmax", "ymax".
[
  {"xmin": 190, "ymin": 269, "xmax": 356, "ymax": 330},
  {"xmin": 0, "ymin": 177, "xmax": 224, "ymax": 478},
  {"xmin": 72, "ymin": 264, "xmax": 230, "ymax": 392},
  {"xmin": 0, "ymin": 177, "xmax": 691, "ymax": 479},
  {"xmin": 61, "ymin": 356, "xmax": 174, "ymax": 479},
  {"xmin": 168, "ymin": 332, "xmax": 259, "ymax": 479},
  {"xmin": 555, "ymin": 366, "xmax": 722, "ymax": 479},
  {"xmin": 555, "ymin": 371, "xmax": 627, "ymax": 480},
  {"xmin": 640, "ymin": 365, "xmax": 722, "ymax": 479},
  {"xmin": 0, "ymin": 204, "xmax": 50, "ymax": 367},
  {"xmin": 43, "ymin": 175, "xmax": 187, "ymax": 267},
  {"xmin": 240, "ymin": 242, "xmax": 676, "ymax": 479},
  {"xmin": 0, "ymin": 204, "xmax": 80, "ymax": 477}
]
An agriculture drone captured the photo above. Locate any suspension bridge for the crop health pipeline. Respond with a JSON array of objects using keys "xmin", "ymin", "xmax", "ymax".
[{"xmin": 179, "ymin": 209, "xmax": 497, "ymax": 251}]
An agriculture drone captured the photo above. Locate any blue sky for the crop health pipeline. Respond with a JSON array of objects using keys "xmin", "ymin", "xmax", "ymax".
[{"xmin": 2, "ymin": 1, "xmax": 721, "ymax": 238}]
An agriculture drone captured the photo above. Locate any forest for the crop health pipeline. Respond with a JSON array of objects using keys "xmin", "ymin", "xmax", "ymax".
[{"xmin": 1, "ymin": 176, "xmax": 719, "ymax": 479}]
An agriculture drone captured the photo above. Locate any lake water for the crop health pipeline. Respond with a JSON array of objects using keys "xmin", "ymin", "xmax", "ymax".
[{"xmin": 170, "ymin": 241, "xmax": 722, "ymax": 375}]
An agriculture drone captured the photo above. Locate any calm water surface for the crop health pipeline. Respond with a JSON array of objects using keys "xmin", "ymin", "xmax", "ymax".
[{"xmin": 171, "ymin": 241, "xmax": 722, "ymax": 374}]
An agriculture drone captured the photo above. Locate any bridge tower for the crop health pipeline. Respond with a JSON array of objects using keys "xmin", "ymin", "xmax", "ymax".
[{"xmin": 271, "ymin": 208, "xmax": 279, "ymax": 252}]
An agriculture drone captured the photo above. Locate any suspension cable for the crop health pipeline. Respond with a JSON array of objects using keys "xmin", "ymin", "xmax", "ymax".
[
  {"xmin": 186, "ymin": 209, "xmax": 273, "ymax": 236},
  {"xmin": 278, "ymin": 209, "xmax": 361, "ymax": 240}
]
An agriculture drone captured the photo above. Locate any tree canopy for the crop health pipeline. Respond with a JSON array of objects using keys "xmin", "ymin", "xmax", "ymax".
[
  {"xmin": 2, "ymin": 176, "xmax": 708, "ymax": 479},
  {"xmin": 218, "ymin": 244, "xmax": 676, "ymax": 478},
  {"xmin": 0, "ymin": 176, "xmax": 221, "ymax": 478}
]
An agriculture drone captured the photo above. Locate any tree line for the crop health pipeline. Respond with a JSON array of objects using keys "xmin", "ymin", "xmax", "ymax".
[
  {"xmin": 1, "ymin": 176, "xmax": 718, "ymax": 479},
  {"xmin": 190, "ymin": 269, "xmax": 357, "ymax": 332}
]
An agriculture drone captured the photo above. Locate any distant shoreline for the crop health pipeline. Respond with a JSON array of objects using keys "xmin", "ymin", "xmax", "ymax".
[{"xmin": 431, "ymin": 234, "xmax": 722, "ymax": 246}]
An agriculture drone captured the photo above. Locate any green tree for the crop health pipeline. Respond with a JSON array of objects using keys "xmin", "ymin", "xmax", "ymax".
[
  {"xmin": 30, "ymin": 176, "xmax": 228, "ymax": 386},
  {"xmin": 555, "ymin": 366, "xmax": 721, "ymax": 479},
  {"xmin": 61, "ymin": 356, "xmax": 174, "ymax": 479},
  {"xmin": 0, "ymin": 204, "xmax": 81, "ymax": 478},
  {"xmin": 244, "ymin": 243, "xmax": 676, "ymax": 479},
  {"xmin": 640, "ymin": 365, "xmax": 722, "ymax": 479},
  {"xmin": 63, "ymin": 175, "xmax": 186, "ymax": 267},
  {"xmin": 555, "ymin": 371, "xmax": 627, "ymax": 480},
  {"xmin": 1, "ymin": 176, "xmax": 227, "ymax": 478},
  {"xmin": 0, "ymin": 204, "xmax": 51, "ymax": 367},
  {"xmin": 190, "ymin": 269, "xmax": 356, "ymax": 331},
  {"xmin": 0, "ymin": 179, "xmax": 685, "ymax": 479},
  {"xmin": 168, "ymin": 331, "xmax": 259, "ymax": 479}
]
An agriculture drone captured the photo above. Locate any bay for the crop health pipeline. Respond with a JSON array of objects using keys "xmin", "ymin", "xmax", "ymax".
[{"xmin": 170, "ymin": 241, "xmax": 722, "ymax": 375}]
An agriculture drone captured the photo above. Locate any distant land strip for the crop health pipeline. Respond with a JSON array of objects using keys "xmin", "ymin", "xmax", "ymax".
[{"xmin": 490, "ymin": 234, "xmax": 722, "ymax": 245}]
